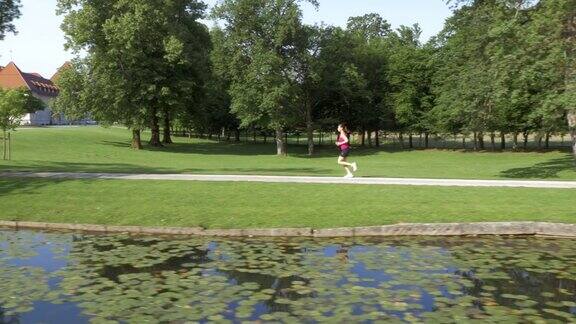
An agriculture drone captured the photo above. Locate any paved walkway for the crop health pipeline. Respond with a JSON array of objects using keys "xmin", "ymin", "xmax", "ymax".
[{"xmin": 2, "ymin": 171, "xmax": 576, "ymax": 189}]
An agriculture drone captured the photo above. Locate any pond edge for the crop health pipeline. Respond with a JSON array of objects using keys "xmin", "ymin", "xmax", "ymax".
[{"xmin": 0, "ymin": 221, "xmax": 575, "ymax": 238}]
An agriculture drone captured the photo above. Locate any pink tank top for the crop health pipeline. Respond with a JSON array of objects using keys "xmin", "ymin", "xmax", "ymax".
[{"xmin": 337, "ymin": 134, "xmax": 350, "ymax": 150}]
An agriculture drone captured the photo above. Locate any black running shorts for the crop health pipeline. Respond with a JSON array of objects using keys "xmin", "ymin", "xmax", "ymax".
[{"xmin": 339, "ymin": 148, "xmax": 350, "ymax": 157}]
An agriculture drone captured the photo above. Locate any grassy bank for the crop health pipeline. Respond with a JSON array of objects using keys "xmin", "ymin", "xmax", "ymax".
[
  {"xmin": 1, "ymin": 178, "xmax": 574, "ymax": 229},
  {"xmin": 0, "ymin": 126, "xmax": 574, "ymax": 180}
]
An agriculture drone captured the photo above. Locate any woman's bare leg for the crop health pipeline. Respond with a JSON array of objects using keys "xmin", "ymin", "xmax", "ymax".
[{"xmin": 338, "ymin": 156, "xmax": 353, "ymax": 176}]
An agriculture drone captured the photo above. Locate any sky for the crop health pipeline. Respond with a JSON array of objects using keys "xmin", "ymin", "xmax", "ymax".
[{"xmin": 0, "ymin": 0, "xmax": 453, "ymax": 78}]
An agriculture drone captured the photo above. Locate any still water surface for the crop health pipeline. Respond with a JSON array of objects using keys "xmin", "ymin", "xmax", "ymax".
[{"xmin": 0, "ymin": 230, "xmax": 575, "ymax": 323}]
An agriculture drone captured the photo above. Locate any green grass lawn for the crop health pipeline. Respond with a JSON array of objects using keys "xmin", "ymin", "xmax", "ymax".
[
  {"xmin": 1, "ymin": 178, "xmax": 575, "ymax": 228},
  {"xmin": 1, "ymin": 126, "xmax": 575, "ymax": 180},
  {"xmin": 1, "ymin": 127, "xmax": 574, "ymax": 229}
]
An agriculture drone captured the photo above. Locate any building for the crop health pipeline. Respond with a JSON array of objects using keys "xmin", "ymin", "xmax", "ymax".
[{"xmin": 0, "ymin": 61, "xmax": 92, "ymax": 125}]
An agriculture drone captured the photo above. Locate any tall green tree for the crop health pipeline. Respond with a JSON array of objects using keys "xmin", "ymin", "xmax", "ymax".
[
  {"xmin": 57, "ymin": 0, "xmax": 210, "ymax": 149},
  {"xmin": 313, "ymin": 27, "xmax": 371, "ymax": 141},
  {"xmin": 212, "ymin": 0, "xmax": 318, "ymax": 155},
  {"xmin": 435, "ymin": 2, "xmax": 488, "ymax": 149},
  {"xmin": 559, "ymin": 0, "xmax": 576, "ymax": 159},
  {"xmin": 448, "ymin": 0, "xmax": 576, "ymax": 158},
  {"xmin": 388, "ymin": 24, "xmax": 436, "ymax": 148},
  {"xmin": 0, "ymin": 0, "xmax": 20, "ymax": 40},
  {"xmin": 346, "ymin": 14, "xmax": 393, "ymax": 146},
  {"xmin": 347, "ymin": 13, "xmax": 391, "ymax": 42}
]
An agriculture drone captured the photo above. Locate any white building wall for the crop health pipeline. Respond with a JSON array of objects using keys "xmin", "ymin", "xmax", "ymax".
[
  {"xmin": 21, "ymin": 94, "xmax": 61, "ymax": 126},
  {"xmin": 19, "ymin": 93, "xmax": 96, "ymax": 126}
]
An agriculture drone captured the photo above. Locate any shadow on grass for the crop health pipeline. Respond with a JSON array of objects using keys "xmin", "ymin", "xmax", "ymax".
[
  {"xmin": 0, "ymin": 161, "xmax": 334, "ymax": 176},
  {"xmin": 499, "ymin": 156, "xmax": 576, "ymax": 179},
  {"xmin": 0, "ymin": 177, "xmax": 66, "ymax": 199},
  {"xmin": 100, "ymin": 140, "xmax": 386, "ymax": 158},
  {"xmin": 104, "ymin": 139, "xmax": 572, "ymax": 159},
  {"xmin": 0, "ymin": 161, "xmax": 197, "ymax": 174}
]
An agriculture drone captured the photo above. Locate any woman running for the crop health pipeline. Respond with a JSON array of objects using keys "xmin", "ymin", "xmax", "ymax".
[{"xmin": 335, "ymin": 124, "xmax": 358, "ymax": 178}]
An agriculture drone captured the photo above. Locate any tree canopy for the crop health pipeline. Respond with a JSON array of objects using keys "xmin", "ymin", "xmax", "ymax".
[
  {"xmin": 0, "ymin": 0, "xmax": 21, "ymax": 40},
  {"xmin": 54, "ymin": 0, "xmax": 576, "ymax": 161}
]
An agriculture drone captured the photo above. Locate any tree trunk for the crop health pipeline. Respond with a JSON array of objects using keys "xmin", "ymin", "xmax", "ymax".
[
  {"xmin": 424, "ymin": 133, "xmax": 429, "ymax": 149},
  {"xmin": 571, "ymin": 127, "xmax": 576, "ymax": 162},
  {"xmin": 462, "ymin": 135, "xmax": 466, "ymax": 149},
  {"xmin": 399, "ymin": 132, "xmax": 404, "ymax": 148},
  {"xmin": 523, "ymin": 131, "xmax": 529, "ymax": 150},
  {"xmin": 375, "ymin": 130, "xmax": 380, "ymax": 147},
  {"xmin": 275, "ymin": 128, "xmax": 286, "ymax": 156},
  {"xmin": 162, "ymin": 113, "xmax": 173, "ymax": 144},
  {"xmin": 131, "ymin": 129, "xmax": 143, "ymax": 150},
  {"xmin": 361, "ymin": 129, "xmax": 366, "ymax": 146},
  {"xmin": 367, "ymin": 130, "xmax": 372, "ymax": 147},
  {"xmin": 473, "ymin": 132, "xmax": 478, "ymax": 151},
  {"xmin": 500, "ymin": 132, "xmax": 506, "ymax": 150},
  {"xmin": 565, "ymin": 9, "xmax": 576, "ymax": 162},
  {"xmin": 513, "ymin": 132, "xmax": 519, "ymax": 150},
  {"xmin": 2, "ymin": 130, "xmax": 7, "ymax": 160},
  {"xmin": 306, "ymin": 115, "xmax": 314, "ymax": 157},
  {"xmin": 408, "ymin": 134, "xmax": 413, "ymax": 149},
  {"xmin": 569, "ymin": 111, "xmax": 576, "ymax": 161},
  {"xmin": 235, "ymin": 128, "xmax": 240, "ymax": 142},
  {"xmin": 149, "ymin": 109, "xmax": 162, "ymax": 147},
  {"xmin": 490, "ymin": 132, "xmax": 496, "ymax": 151},
  {"xmin": 478, "ymin": 132, "xmax": 485, "ymax": 150},
  {"xmin": 537, "ymin": 132, "xmax": 543, "ymax": 149},
  {"xmin": 7, "ymin": 132, "xmax": 10, "ymax": 160}
]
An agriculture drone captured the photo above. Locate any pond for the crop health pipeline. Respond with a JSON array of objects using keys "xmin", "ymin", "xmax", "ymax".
[{"xmin": 0, "ymin": 230, "xmax": 575, "ymax": 323}]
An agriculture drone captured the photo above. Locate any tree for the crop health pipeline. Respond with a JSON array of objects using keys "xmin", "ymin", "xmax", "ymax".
[
  {"xmin": 347, "ymin": 13, "xmax": 392, "ymax": 41},
  {"xmin": 312, "ymin": 27, "xmax": 373, "ymax": 144},
  {"xmin": 212, "ymin": 0, "xmax": 318, "ymax": 156},
  {"xmin": 0, "ymin": 0, "xmax": 21, "ymax": 40},
  {"xmin": 389, "ymin": 24, "xmax": 435, "ymax": 148},
  {"xmin": 346, "ymin": 14, "xmax": 393, "ymax": 147},
  {"xmin": 0, "ymin": 88, "xmax": 42, "ymax": 159},
  {"xmin": 434, "ymin": 0, "xmax": 524, "ymax": 150},
  {"xmin": 289, "ymin": 24, "xmax": 332, "ymax": 156},
  {"xmin": 558, "ymin": 0, "xmax": 576, "ymax": 160},
  {"xmin": 51, "ymin": 60, "xmax": 89, "ymax": 121},
  {"xmin": 197, "ymin": 26, "xmax": 240, "ymax": 141},
  {"xmin": 57, "ymin": 0, "xmax": 211, "ymax": 149},
  {"xmin": 447, "ymin": 0, "xmax": 576, "ymax": 159}
]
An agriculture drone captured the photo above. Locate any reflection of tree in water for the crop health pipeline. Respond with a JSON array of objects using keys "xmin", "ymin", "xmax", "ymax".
[
  {"xmin": 7, "ymin": 232, "xmax": 573, "ymax": 322},
  {"xmin": 60, "ymin": 235, "xmax": 320, "ymax": 320},
  {"xmin": 415, "ymin": 236, "xmax": 576, "ymax": 320},
  {"xmin": 99, "ymin": 246, "xmax": 210, "ymax": 283},
  {"xmin": 347, "ymin": 236, "xmax": 576, "ymax": 321},
  {"xmin": 215, "ymin": 239, "xmax": 313, "ymax": 313},
  {"xmin": 336, "ymin": 246, "xmax": 350, "ymax": 264},
  {"xmin": 0, "ymin": 307, "xmax": 20, "ymax": 324}
]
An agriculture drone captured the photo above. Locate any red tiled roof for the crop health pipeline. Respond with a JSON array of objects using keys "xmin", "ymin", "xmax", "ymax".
[
  {"xmin": 51, "ymin": 61, "xmax": 72, "ymax": 82},
  {"xmin": 0, "ymin": 62, "xmax": 59, "ymax": 98}
]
